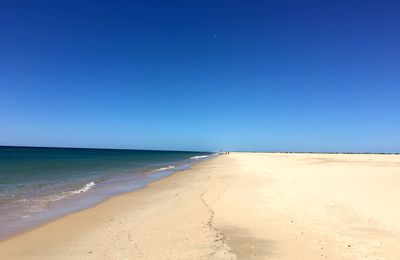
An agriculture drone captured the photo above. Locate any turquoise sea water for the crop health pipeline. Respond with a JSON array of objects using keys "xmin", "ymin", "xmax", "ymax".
[{"xmin": 0, "ymin": 146, "xmax": 212, "ymax": 239}]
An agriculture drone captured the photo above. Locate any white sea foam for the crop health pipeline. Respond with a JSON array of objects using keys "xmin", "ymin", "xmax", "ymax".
[
  {"xmin": 190, "ymin": 155, "xmax": 209, "ymax": 160},
  {"xmin": 72, "ymin": 182, "xmax": 96, "ymax": 194},
  {"xmin": 155, "ymin": 165, "xmax": 176, "ymax": 171}
]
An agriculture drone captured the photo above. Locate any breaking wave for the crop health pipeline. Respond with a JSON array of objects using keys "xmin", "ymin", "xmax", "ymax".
[
  {"xmin": 155, "ymin": 165, "xmax": 176, "ymax": 171},
  {"xmin": 190, "ymin": 155, "xmax": 209, "ymax": 160},
  {"xmin": 72, "ymin": 182, "xmax": 96, "ymax": 194}
]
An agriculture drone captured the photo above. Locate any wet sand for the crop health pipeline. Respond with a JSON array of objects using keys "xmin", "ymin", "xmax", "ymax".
[{"xmin": 1, "ymin": 153, "xmax": 400, "ymax": 259}]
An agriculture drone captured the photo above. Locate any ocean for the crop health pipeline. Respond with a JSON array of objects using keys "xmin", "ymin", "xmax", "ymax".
[{"xmin": 0, "ymin": 146, "xmax": 212, "ymax": 239}]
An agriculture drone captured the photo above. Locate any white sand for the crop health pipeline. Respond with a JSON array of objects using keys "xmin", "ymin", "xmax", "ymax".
[{"xmin": 1, "ymin": 153, "xmax": 399, "ymax": 259}]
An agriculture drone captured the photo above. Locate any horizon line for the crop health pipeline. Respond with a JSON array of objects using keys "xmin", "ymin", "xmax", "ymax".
[{"xmin": 1, "ymin": 145, "xmax": 398, "ymax": 155}]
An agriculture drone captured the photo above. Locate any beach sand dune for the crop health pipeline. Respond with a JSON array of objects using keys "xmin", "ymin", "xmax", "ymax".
[{"xmin": 1, "ymin": 153, "xmax": 400, "ymax": 259}]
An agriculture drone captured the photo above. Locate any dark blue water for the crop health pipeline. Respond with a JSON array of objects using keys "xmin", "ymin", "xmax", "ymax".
[{"xmin": 0, "ymin": 146, "xmax": 212, "ymax": 239}]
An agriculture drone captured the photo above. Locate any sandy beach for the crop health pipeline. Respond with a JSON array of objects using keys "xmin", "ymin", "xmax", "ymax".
[{"xmin": 1, "ymin": 153, "xmax": 400, "ymax": 259}]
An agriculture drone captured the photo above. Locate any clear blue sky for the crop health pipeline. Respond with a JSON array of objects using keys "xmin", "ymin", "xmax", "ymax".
[{"xmin": 1, "ymin": 0, "xmax": 399, "ymax": 152}]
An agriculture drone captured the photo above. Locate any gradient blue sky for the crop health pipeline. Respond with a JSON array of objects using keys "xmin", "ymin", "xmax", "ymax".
[{"xmin": 1, "ymin": 0, "xmax": 399, "ymax": 152}]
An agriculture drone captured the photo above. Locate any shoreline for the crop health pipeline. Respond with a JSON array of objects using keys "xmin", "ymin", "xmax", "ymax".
[
  {"xmin": 1, "ymin": 153, "xmax": 400, "ymax": 259},
  {"xmin": 0, "ymin": 155, "xmax": 213, "ymax": 241}
]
